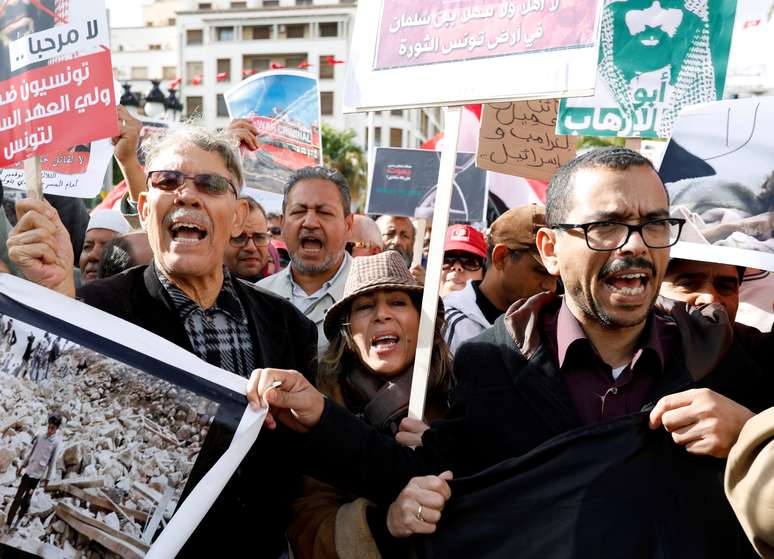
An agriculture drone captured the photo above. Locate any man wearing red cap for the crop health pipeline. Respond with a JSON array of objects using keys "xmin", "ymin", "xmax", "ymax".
[
  {"xmin": 440, "ymin": 225, "xmax": 487, "ymax": 297},
  {"xmin": 444, "ymin": 206, "xmax": 557, "ymax": 355}
]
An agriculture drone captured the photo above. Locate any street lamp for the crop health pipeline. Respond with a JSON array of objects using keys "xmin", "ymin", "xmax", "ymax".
[
  {"xmin": 143, "ymin": 80, "xmax": 167, "ymax": 119},
  {"xmin": 164, "ymin": 88, "xmax": 183, "ymax": 121},
  {"xmin": 119, "ymin": 83, "xmax": 141, "ymax": 117}
]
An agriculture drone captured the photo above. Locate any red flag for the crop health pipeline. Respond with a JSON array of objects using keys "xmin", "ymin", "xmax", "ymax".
[
  {"xmin": 242, "ymin": 69, "xmax": 256, "ymax": 77},
  {"xmin": 743, "ymin": 19, "xmax": 761, "ymax": 28},
  {"xmin": 297, "ymin": 61, "xmax": 312, "ymax": 69},
  {"xmin": 325, "ymin": 56, "xmax": 345, "ymax": 65},
  {"xmin": 191, "ymin": 74, "xmax": 203, "ymax": 85},
  {"xmin": 169, "ymin": 77, "xmax": 182, "ymax": 89},
  {"xmin": 216, "ymin": 71, "xmax": 230, "ymax": 81},
  {"xmin": 270, "ymin": 62, "xmax": 285, "ymax": 70}
]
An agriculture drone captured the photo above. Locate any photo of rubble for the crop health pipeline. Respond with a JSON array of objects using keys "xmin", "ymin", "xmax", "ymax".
[{"xmin": 0, "ymin": 314, "xmax": 219, "ymax": 558}]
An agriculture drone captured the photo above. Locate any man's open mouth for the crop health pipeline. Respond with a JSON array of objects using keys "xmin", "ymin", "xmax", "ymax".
[
  {"xmin": 300, "ymin": 236, "xmax": 324, "ymax": 253},
  {"xmin": 604, "ymin": 271, "xmax": 650, "ymax": 297},
  {"xmin": 170, "ymin": 222, "xmax": 208, "ymax": 243}
]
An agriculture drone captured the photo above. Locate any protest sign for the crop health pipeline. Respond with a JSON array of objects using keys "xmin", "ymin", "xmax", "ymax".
[
  {"xmin": 345, "ymin": 0, "xmax": 605, "ymax": 111},
  {"xmin": 477, "ymin": 99, "xmax": 577, "ymax": 182},
  {"xmin": 659, "ymin": 96, "xmax": 774, "ymax": 331},
  {"xmin": 367, "ymin": 148, "xmax": 488, "ymax": 224},
  {"xmin": 0, "ymin": 1, "xmax": 117, "ymax": 169},
  {"xmin": 557, "ymin": 0, "xmax": 737, "ymax": 138},
  {"xmin": 0, "ymin": 139, "xmax": 113, "ymax": 198},
  {"xmin": 225, "ymin": 69, "xmax": 322, "ymax": 193},
  {"xmin": 0, "ymin": 274, "xmax": 261, "ymax": 558}
]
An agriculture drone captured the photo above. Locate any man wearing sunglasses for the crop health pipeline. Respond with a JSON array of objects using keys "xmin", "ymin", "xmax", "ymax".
[
  {"xmin": 246, "ymin": 148, "xmax": 773, "ymax": 555},
  {"xmin": 439, "ymin": 225, "xmax": 486, "ymax": 298},
  {"xmin": 7, "ymin": 124, "xmax": 317, "ymax": 558},
  {"xmin": 225, "ymin": 196, "xmax": 271, "ymax": 283}
]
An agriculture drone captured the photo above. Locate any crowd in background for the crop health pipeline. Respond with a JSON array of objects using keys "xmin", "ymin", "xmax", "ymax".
[{"xmin": 2, "ymin": 109, "xmax": 774, "ymax": 559}]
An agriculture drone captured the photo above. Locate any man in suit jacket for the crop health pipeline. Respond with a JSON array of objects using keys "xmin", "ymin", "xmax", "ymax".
[{"xmin": 7, "ymin": 123, "xmax": 317, "ymax": 558}]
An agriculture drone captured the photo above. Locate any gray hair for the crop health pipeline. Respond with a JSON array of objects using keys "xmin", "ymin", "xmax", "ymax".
[
  {"xmin": 240, "ymin": 196, "xmax": 267, "ymax": 220},
  {"xmin": 282, "ymin": 166, "xmax": 351, "ymax": 216},
  {"xmin": 141, "ymin": 121, "xmax": 244, "ymax": 190},
  {"xmin": 351, "ymin": 215, "xmax": 383, "ymax": 248}
]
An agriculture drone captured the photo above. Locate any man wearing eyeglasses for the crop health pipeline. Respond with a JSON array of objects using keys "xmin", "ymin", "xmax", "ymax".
[
  {"xmin": 245, "ymin": 148, "xmax": 772, "ymax": 555},
  {"xmin": 225, "ymin": 196, "xmax": 271, "ymax": 283},
  {"xmin": 6, "ymin": 124, "xmax": 317, "ymax": 558}
]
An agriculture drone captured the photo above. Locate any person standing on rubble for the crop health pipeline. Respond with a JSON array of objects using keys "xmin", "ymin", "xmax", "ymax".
[{"xmin": 5, "ymin": 414, "xmax": 62, "ymax": 528}]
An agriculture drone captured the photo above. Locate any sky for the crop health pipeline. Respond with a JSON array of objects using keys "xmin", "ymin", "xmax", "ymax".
[{"xmin": 105, "ymin": 0, "xmax": 151, "ymax": 28}]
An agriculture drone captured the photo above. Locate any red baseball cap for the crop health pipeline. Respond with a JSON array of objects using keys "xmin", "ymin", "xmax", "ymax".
[{"xmin": 444, "ymin": 224, "xmax": 487, "ymax": 258}]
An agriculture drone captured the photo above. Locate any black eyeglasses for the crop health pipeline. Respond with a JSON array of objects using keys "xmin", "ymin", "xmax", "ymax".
[
  {"xmin": 442, "ymin": 253, "xmax": 483, "ymax": 271},
  {"xmin": 269, "ymin": 226, "xmax": 282, "ymax": 236},
  {"xmin": 230, "ymin": 232, "xmax": 271, "ymax": 248},
  {"xmin": 551, "ymin": 218, "xmax": 686, "ymax": 251},
  {"xmin": 147, "ymin": 170, "xmax": 237, "ymax": 197}
]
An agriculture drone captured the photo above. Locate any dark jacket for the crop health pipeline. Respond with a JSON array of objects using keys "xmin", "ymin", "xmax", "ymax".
[
  {"xmin": 423, "ymin": 412, "xmax": 757, "ymax": 559},
  {"xmin": 303, "ymin": 293, "xmax": 773, "ymax": 506},
  {"xmin": 77, "ymin": 265, "xmax": 318, "ymax": 558}
]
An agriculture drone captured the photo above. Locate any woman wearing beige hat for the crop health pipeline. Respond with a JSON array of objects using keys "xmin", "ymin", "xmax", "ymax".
[{"xmin": 287, "ymin": 250, "xmax": 453, "ymax": 559}]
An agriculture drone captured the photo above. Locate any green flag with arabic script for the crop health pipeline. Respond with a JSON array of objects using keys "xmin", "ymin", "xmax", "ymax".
[{"xmin": 557, "ymin": 0, "xmax": 737, "ymax": 139}]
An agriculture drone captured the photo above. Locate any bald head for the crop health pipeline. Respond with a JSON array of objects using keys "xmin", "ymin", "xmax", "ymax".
[{"xmin": 349, "ymin": 215, "xmax": 383, "ymax": 257}]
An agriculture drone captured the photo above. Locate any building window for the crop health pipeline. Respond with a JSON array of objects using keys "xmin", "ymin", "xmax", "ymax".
[
  {"xmin": 162, "ymin": 66, "xmax": 177, "ymax": 80},
  {"xmin": 231, "ymin": 1, "xmax": 247, "ymax": 7},
  {"xmin": 198, "ymin": 3, "xmax": 212, "ymax": 9},
  {"xmin": 131, "ymin": 66, "xmax": 148, "ymax": 80},
  {"xmin": 243, "ymin": 55, "xmax": 271, "ymax": 73},
  {"xmin": 296, "ymin": 0, "xmax": 313, "ymax": 5},
  {"xmin": 285, "ymin": 24, "xmax": 307, "ymax": 39},
  {"xmin": 286, "ymin": 54, "xmax": 307, "ymax": 69},
  {"xmin": 186, "ymin": 61, "xmax": 203, "ymax": 84},
  {"xmin": 391, "ymin": 109, "xmax": 403, "ymax": 117},
  {"xmin": 149, "ymin": 44, "xmax": 162, "ymax": 51},
  {"xmin": 421, "ymin": 111, "xmax": 429, "ymax": 137},
  {"xmin": 321, "ymin": 91, "xmax": 334, "ymax": 116},
  {"xmin": 168, "ymin": 18, "xmax": 176, "ymax": 25},
  {"xmin": 319, "ymin": 22, "xmax": 338, "ymax": 37},
  {"xmin": 263, "ymin": 0, "xmax": 279, "ymax": 6},
  {"xmin": 217, "ymin": 58, "xmax": 231, "ymax": 81},
  {"xmin": 186, "ymin": 29, "xmax": 203, "ymax": 45},
  {"xmin": 216, "ymin": 26, "xmax": 234, "ymax": 42},
  {"xmin": 244, "ymin": 25, "xmax": 271, "ymax": 39},
  {"xmin": 217, "ymin": 94, "xmax": 229, "ymax": 117},
  {"xmin": 319, "ymin": 55, "xmax": 334, "ymax": 79},
  {"xmin": 389, "ymin": 128, "xmax": 403, "ymax": 147},
  {"xmin": 186, "ymin": 96, "xmax": 203, "ymax": 118}
]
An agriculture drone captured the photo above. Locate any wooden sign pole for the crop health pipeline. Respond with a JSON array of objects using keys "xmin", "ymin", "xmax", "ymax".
[
  {"xmin": 23, "ymin": 156, "xmax": 43, "ymax": 200},
  {"xmin": 408, "ymin": 105, "xmax": 462, "ymax": 420},
  {"xmin": 411, "ymin": 218, "xmax": 426, "ymax": 268}
]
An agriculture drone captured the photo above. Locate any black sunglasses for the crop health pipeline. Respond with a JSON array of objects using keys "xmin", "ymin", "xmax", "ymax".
[
  {"xmin": 147, "ymin": 170, "xmax": 237, "ymax": 197},
  {"xmin": 230, "ymin": 232, "xmax": 271, "ymax": 248},
  {"xmin": 269, "ymin": 226, "xmax": 282, "ymax": 235},
  {"xmin": 442, "ymin": 253, "xmax": 483, "ymax": 272}
]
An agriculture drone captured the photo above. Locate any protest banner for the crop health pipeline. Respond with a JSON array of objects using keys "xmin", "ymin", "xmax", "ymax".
[
  {"xmin": 659, "ymin": 96, "xmax": 774, "ymax": 330},
  {"xmin": 0, "ymin": 139, "xmax": 114, "ymax": 199},
  {"xmin": 0, "ymin": 274, "xmax": 263, "ymax": 558},
  {"xmin": 367, "ymin": 148, "xmax": 488, "ymax": 224},
  {"xmin": 477, "ymin": 99, "xmax": 577, "ymax": 182},
  {"xmin": 344, "ymin": 0, "xmax": 605, "ymax": 111},
  {"xmin": 225, "ymin": 69, "xmax": 322, "ymax": 193},
  {"xmin": 557, "ymin": 0, "xmax": 737, "ymax": 138},
  {"xmin": 0, "ymin": 1, "xmax": 117, "ymax": 169}
]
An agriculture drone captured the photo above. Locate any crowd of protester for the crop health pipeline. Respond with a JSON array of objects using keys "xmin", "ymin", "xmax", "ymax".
[{"xmin": 2, "ymin": 108, "xmax": 774, "ymax": 559}]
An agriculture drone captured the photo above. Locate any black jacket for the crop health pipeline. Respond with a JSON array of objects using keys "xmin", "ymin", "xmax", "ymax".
[
  {"xmin": 423, "ymin": 412, "xmax": 756, "ymax": 559},
  {"xmin": 77, "ymin": 265, "xmax": 317, "ymax": 558}
]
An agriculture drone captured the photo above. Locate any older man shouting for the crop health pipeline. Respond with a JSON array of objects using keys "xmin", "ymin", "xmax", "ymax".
[{"xmin": 7, "ymin": 124, "xmax": 317, "ymax": 558}]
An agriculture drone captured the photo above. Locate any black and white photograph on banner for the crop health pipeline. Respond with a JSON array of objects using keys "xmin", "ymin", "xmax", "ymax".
[
  {"xmin": 367, "ymin": 148, "xmax": 488, "ymax": 224},
  {"xmin": 659, "ymin": 95, "xmax": 774, "ymax": 330},
  {"xmin": 0, "ymin": 275, "xmax": 250, "ymax": 558}
]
